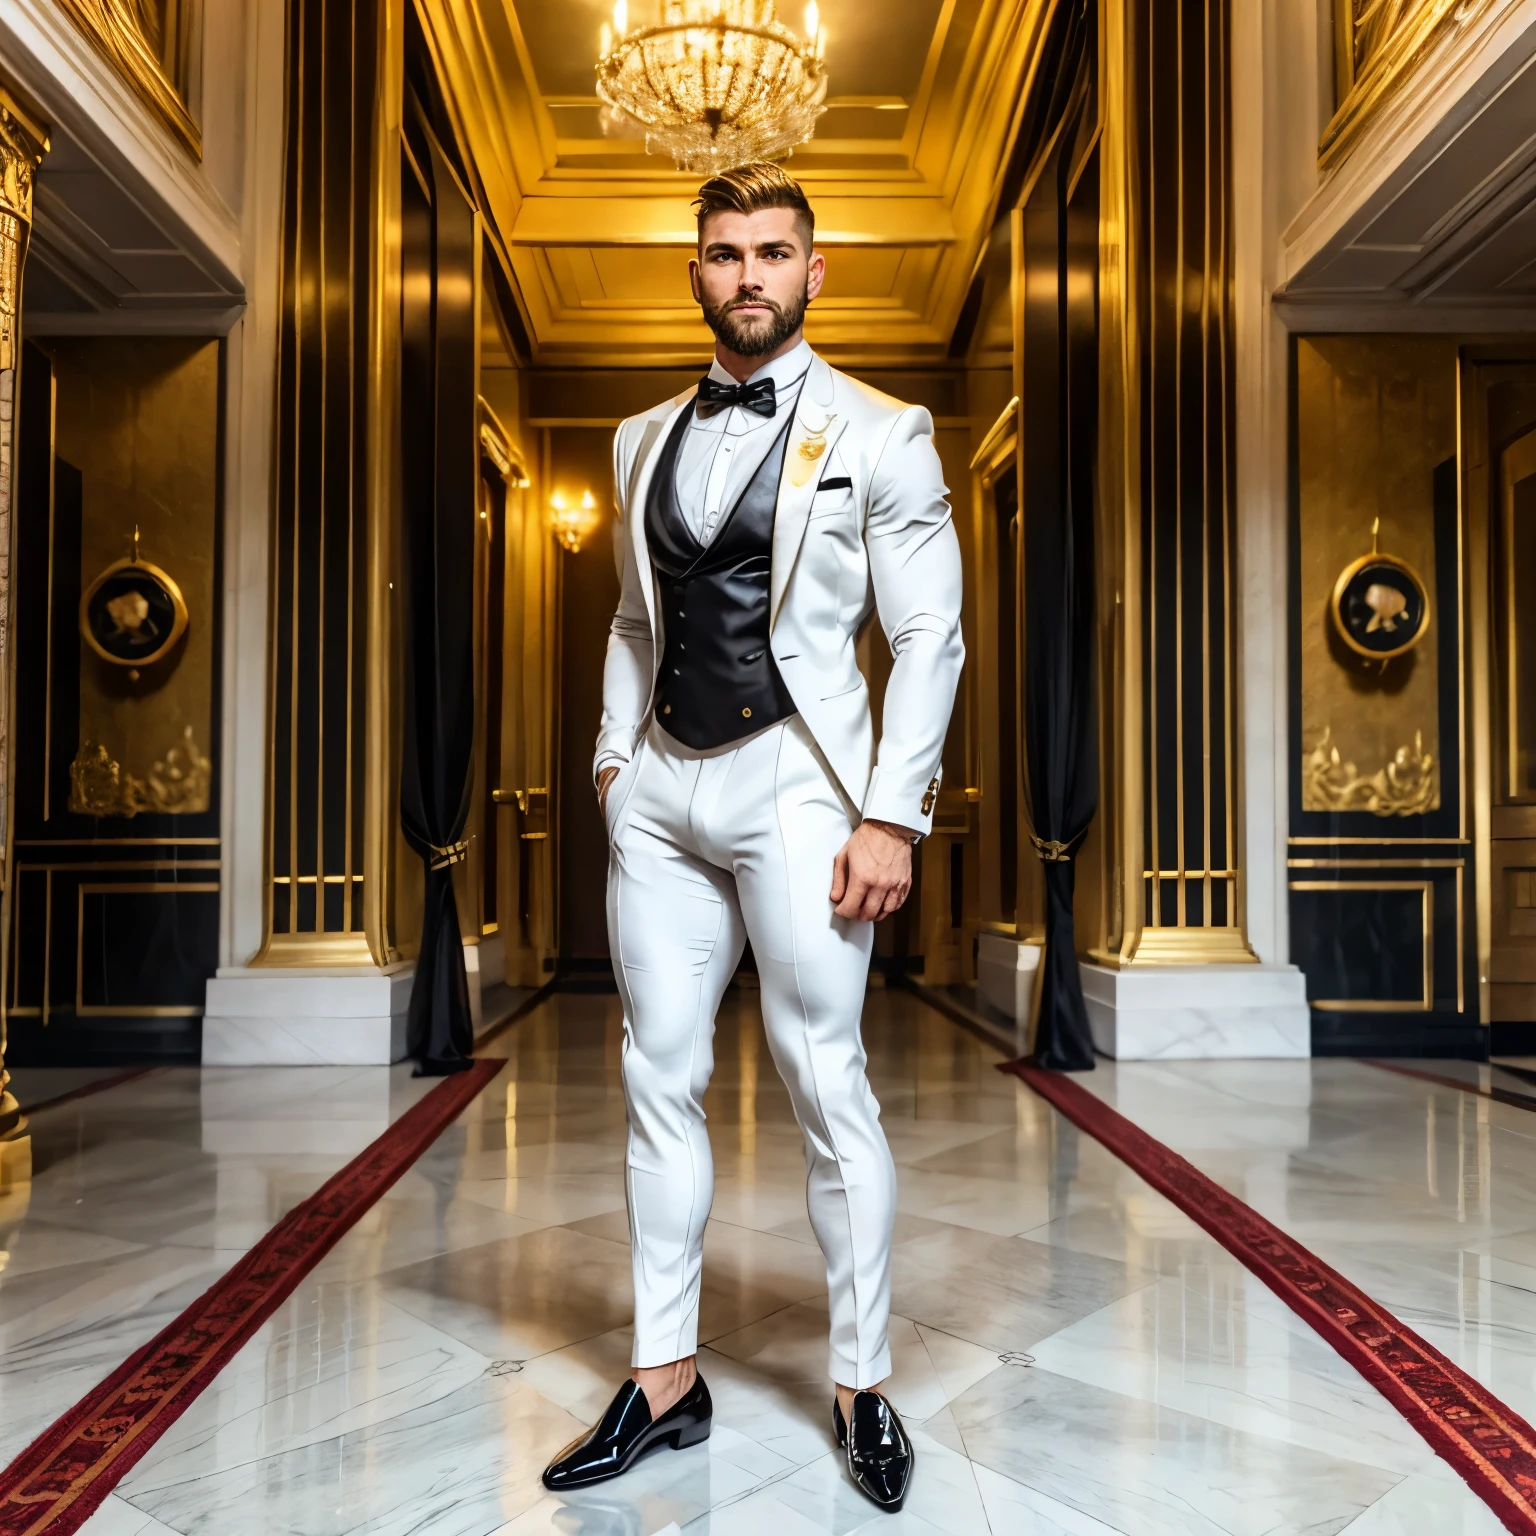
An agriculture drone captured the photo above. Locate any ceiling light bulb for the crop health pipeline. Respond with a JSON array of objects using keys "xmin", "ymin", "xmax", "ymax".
[
  {"xmin": 804, "ymin": 2, "xmax": 818, "ymax": 40},
  {"xmin": 614, "ymin": 0, "xmax": 628, "ymax": 35},
  {"xmin": 581, "ymin": 490, "xmax": 597, "ymax": 509},
  {"xmin": 600, "ymin": 21, "xmax": 612, "ymax": 53}
]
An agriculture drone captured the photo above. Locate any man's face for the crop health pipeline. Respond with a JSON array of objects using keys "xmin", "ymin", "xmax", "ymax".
[{"xmin": 689, "ymin": 206, "xmax": 826, "ymax": 358}]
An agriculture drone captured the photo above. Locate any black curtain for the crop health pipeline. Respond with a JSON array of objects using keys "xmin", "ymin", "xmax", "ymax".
[
  {"xmin": 1020, "ymin": 1, "xmax": 1099, "ymax": 1072},
  {"xmin": 400, "ymin": 112, "xmax": 480, "ymax": 1075}
]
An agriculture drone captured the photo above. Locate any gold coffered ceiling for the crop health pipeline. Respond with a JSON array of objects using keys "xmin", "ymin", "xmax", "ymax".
[{"xmin": 418, "ymin": 0, "xmax": 1051, "ymax": 366}]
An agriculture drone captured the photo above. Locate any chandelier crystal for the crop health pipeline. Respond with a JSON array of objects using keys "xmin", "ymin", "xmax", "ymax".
[{"xmin": 596, "ymin": 1, "xmax": 829, "ymax": 174}]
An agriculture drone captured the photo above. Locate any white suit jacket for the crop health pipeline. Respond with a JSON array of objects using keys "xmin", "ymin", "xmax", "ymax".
[{"xmin": 595, "ymin": 351, "xmax": 964, "ymax": 836}]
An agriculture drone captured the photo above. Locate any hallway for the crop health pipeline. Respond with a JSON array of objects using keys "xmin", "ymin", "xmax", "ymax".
[{"xmin": 0, "ymin": 992, "xmax": 1521, "ymax": 1534}]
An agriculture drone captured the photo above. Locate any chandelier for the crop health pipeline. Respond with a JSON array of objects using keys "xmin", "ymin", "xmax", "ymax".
[{"xmin": 596, "ymin": 1, "xmax": 829, "ymax": 173}]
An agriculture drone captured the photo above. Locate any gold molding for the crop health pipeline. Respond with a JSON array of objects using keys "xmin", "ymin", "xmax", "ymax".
[
  {"xmin": 1320, "ymin": 0, "xmax": 1495, "ymax": 172},
  {"xmin": 55, "ymin": 0, "xmax": 202, "ymax": 158},
  {"xmin": 969, "ymin": 395, "xmax": 1020, "ymax": 474},
  {"xmin": 478, "ymin": 399, "xmax": 530, "ymax": 486},
  {"xmin": 259, "ymin": 931, "xmax": 378, "ymax": 967},
  {"xmin": 1124, "ymin": 926, "xmax": 1258, "ymax": 966}
]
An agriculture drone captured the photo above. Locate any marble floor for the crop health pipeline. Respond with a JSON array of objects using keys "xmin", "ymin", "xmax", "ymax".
[{"xmin": 0, "ymin": 990, "xmax": 1529, "ymax": 1534}]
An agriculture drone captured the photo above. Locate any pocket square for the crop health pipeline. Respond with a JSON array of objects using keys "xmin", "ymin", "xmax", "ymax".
[{"xmin": 816, "ymin": 476, "xmax": 852, "ymax": 492}]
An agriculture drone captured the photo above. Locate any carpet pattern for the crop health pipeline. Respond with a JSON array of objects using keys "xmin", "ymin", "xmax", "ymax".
[
  {"xmin": 1006, "ymin": 1060, "xmax": 1536, "ymax": 1536},
  {"xmin": 0, "ymin": 1058, "xmax": 504, "ymax": 1536}
]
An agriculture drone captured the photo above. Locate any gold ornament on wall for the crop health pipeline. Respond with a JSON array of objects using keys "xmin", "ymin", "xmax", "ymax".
[
  {"xmin": 79, "ymin": 525, "xmax": 189, "ymax": 678},
  {"xmin": 1330, "ymin": 517, "xmax": 1431, "ymax": 663},
  {"xmin": 68, "ymin": 724, "xmax": 210, "ymax": 818},
  {"xmin": 1303, "ymin": 727, "xmax": 1437, "ymax": 817}
]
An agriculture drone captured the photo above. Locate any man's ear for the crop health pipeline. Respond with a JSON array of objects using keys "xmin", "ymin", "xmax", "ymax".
[
  {"xmin": 806, "ymin": 249, "xmax": 826, "ymax": 305},
  {"xmin": 688, "ymin": 256, "xmax": 702, "ymax": 302}
]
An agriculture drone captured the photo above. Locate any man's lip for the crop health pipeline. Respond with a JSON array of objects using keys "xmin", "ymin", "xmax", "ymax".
[{"xmin": 731, "ymin": 302, "xmax": 771, "ymax": 312}]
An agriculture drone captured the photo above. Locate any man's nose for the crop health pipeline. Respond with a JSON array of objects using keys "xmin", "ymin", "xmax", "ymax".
[{"xmin": 738, "ymin": 266, "xmax": 765, "ymax": 292}]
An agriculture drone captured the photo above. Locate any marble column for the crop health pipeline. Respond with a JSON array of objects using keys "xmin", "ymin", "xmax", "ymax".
[
  {"xmin": 202, "ymin": 0, "xmax": 414, "ymax": 1064},
  {"xmin": 1080, "ymin": 0, "xmax": 1308, "ymax": 1058}
]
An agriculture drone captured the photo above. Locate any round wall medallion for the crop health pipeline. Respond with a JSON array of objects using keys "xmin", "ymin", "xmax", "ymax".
[
  {"xmin": 79, "ymin": 557, "xmax": 188, "ymax": 668},
  {"xmin": 1330, "ymin": 551, "xmax": 1430, "ymax": 661}
]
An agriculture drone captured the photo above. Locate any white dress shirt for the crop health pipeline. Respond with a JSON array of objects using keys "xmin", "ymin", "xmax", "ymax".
[{"xmin": 673, "ymin": 339, "xmax": 812, "ymax": 546}]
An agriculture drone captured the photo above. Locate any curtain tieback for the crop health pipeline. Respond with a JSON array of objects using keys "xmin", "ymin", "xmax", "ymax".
[
  {"xmin": 428, "ymin": 838, "xmax": 469, "ymax": 871},
  {"xmin": 1030, "ymin": 834, "xmax": 1076, "ymax": 863}
]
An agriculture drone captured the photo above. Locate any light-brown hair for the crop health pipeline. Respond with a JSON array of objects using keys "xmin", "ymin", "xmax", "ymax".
[{"xmin": 693, "ymin": 163, "xmax": 814, "ymax": 252}]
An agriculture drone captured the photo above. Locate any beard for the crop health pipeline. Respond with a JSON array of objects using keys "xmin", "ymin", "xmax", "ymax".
[{"xmin": 701, "ymin": 284, "xmax": 808, "ymax": 357}]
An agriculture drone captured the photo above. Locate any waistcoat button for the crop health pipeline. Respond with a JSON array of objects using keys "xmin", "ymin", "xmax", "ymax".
[{"xmin": 741, "ymin": 707, "xmax": 752, "ymax": 719}]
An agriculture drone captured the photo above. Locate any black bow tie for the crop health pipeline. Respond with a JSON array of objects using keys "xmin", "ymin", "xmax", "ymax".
[{"xmin": 696, "ymin": 375, "xmax": 777, "ymax": 418}]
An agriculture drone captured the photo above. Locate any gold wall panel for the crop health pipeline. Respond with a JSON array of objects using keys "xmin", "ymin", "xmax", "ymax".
[
  {"xmin": 1295, "ymin": 336, "xmax": 1455, "ymax": 818},
  {"xmin": 44, "ymin": 337, "xmax": 218, "ymax": 820}
]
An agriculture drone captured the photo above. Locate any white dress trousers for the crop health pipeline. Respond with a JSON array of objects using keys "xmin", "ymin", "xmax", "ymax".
[{"xmin": 605, "ymin": 713, "xmax": 897, "ymax": 1388}]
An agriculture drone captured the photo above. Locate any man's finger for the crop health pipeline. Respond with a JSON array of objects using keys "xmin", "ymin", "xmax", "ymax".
[
  {"xmin": 859, "ymin": 879, "xmax": 888, "ymax": 922},
  {"xmin": 835, "ymin": 870, "xmax": 870, "ymax": 919},
  {"xmin": 830, "ymin": 847, "xmax": 850, "ymax": 903}
]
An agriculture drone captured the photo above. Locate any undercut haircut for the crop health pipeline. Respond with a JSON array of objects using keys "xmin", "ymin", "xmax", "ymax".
[{"xmin": 693, "ymin": 163, "xmax": 815, "ymax": 252}]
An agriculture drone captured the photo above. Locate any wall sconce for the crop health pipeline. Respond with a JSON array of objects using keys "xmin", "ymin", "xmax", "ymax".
[{"xmin": 548, "ymin": 489, "xmax": 602, "ymax": 554}]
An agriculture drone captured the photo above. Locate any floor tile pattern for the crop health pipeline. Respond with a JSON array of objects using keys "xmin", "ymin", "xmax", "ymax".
[{"xmin": 0, "ymin": 992, "xmax": 1522, "ymax": 1533}]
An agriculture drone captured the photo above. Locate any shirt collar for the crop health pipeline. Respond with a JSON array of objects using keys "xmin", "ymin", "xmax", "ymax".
[{"xmin": 705, "ymin": 337, "xmax": 813, "ymax": 402}]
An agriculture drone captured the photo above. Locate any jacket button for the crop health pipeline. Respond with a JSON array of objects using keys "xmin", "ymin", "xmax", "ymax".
[
  {"xmin": 664, "ymin": 705, "xmax": 672, "ymax": 715},
  {"xmin": 741, "ymin": 707, "xmax": 752, "ymax": 719}
]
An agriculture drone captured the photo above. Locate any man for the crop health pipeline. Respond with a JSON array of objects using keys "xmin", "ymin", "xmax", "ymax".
[{"xmin": 542, "ymin": 163, "xmax": 963, "ymax": 1514}]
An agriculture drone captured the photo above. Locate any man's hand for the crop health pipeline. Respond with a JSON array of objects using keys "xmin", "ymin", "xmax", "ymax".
[
  {"xmin": 830, "ymin": 819, "xmax": 917, "ymax": 921},
  {"xmin": 598, "ymin": 764, "xmax": 621, "ymax": 814}
]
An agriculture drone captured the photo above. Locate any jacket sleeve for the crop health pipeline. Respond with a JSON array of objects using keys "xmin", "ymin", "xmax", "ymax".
[
  {"xmin": 593, "ymin": 418, "xmax": 656, "ymax": 785},
  {"xmin": 859, "ymin": 405, "xmax": 965, "ymax": 835}
]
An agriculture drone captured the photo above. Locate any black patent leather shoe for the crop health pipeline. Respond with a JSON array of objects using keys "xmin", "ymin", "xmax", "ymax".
[
  {"xmin": 542, "ymin": 1375, "xmax": 712, "ymax": 1491},
  {"xmin": 833, "ymin": 1391, "xmax": 913, "ymax": 1512}
]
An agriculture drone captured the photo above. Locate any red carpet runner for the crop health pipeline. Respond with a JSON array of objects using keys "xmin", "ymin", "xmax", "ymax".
[
  {"xmin": 1006, "ymin": 1060, "xmax": 1536, "ymax": 1536},
  {"xmin": 0, "ymin": 1058, "xmax": 504, "ymax": 1536}
]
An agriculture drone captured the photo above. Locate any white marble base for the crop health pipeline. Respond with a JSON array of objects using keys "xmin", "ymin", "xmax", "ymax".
[
  {"xmin": 976, "ymin": 935, "xmax": 1042, "ymax": 1029},
  {"xmin": 202, "ymin": 966, "xmax": 415, "ymax": 1065},
  {"xmin": 1080, "ymin": 963, "xmax": 1310, "ymax": 1060},
  {"xmin": 462, "ymin": 936, "xmax": 505, "ymax": 1034}
]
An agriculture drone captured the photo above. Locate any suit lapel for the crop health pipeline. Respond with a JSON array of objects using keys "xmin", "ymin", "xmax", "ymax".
[
  {"xmin": 771, "ymin": 355, "xmax": 848, "ymax": 629},
  {"xmin": 625, "ymin": 392, "xmax": 694, "ymax": 641}
]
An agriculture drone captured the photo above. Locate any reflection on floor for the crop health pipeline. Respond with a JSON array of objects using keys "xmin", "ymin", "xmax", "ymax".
[{"xmin": 0, "ymin": 989, "xmax": 1525, "ymax": 1533}]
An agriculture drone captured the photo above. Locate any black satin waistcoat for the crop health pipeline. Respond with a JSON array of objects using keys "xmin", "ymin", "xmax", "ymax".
[{"xmin": 645, "ymin": 400, "xmax": 798, "ymax": 750}]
